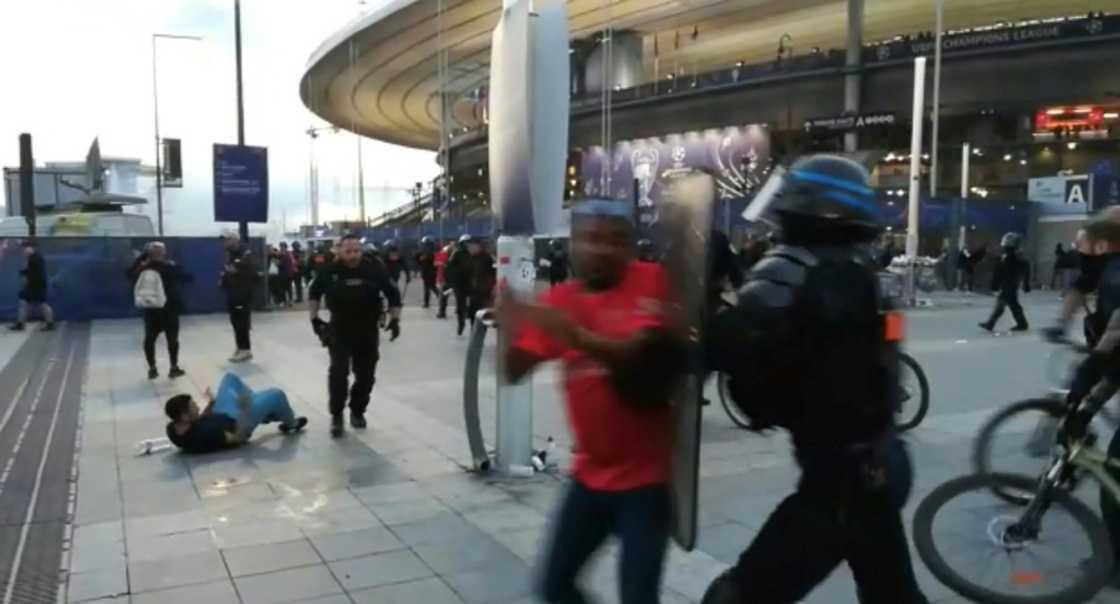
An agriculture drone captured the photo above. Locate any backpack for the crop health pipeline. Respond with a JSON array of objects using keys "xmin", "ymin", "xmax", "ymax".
[{"xmin": 134, "ymin": 268, "xmax": 167, "ymax": 309}]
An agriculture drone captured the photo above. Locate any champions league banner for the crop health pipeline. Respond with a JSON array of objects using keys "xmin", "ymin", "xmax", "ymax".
[{"xmin": 579, "ymin": 125, "xmax": 771, "ymax": 226}]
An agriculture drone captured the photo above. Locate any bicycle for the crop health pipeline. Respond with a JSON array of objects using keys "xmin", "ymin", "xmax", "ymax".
[
  {"xmin": 715, "ymin": 350, "xmax": 929, "ymax": 432},
  {"xmin": 913, "ymin": 401, "xmax": 1119, "ymax": 603},
  {"xmin": 972, "ymin": 342, "xmax": 1120, "ymax": 505}
]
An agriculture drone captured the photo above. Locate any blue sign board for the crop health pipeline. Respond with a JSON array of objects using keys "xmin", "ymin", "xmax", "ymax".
[{"xmin": 213, "ymin": 144, "xmax": 268, "ymax": 223}]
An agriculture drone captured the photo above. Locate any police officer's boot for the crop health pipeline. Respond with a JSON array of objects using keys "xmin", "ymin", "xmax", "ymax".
[
  {"xmin": 700, "ymin": 570, "xmax": 743, "ymax": 604},
  {"xmin": 330, "ymin": 414, "xmax": 344, "ymax": 437}
]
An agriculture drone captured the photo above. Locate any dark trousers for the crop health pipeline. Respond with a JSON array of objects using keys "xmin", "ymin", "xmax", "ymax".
[
  {"xmin": 465, "ymin": 290, "xmax": 491, "ymax": 328},
  {"xmin": 727, "ymin": 483, "xmax": 927, "ymax": 603},
  {"xmin": 550, "ymin": 273, "xmax": 567, "ymax": 287},
  {"xmin": 539, "ymin": 481, "xmax": 670, "ymax": 604},
  {"xmin": 328, "ymin": 335, "xmax": 379, "ymax": 416},
  {"xmin": 143, "ymin": 309, "xmax": 180, "ymax": 369},
  {"xmin": 453, "ymin": 287, "xmax": 469, "ymax": 331},
  {"xmin": 438, "ymin": 284, "xmax": 451, "ymax": 317},
  {"xmin": 421, "ymin": 276, "xmax": 438, "ymax": 308},
  {"xmin": 985, "ymin": 292, "xmax": 1028, "ymax": 329},
  {"xmin": 228, "ymin": 305, "xmax": 251, "ymax": 350},
  {"xmin": 291, "ymin": 273, "xmax": 304, "ymax": 302}
]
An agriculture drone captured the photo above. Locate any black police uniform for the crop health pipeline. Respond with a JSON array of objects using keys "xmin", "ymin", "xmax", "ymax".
[
  {"xmin": 309, "ymin": 259, "xmax": 401, "ymax": 420},
  {"xmin": 464, "ymin": 250, "xmax": 496, "ymax": 331},
  {"xmin": 981, "ymin": 244, "xmax": 1030, "ymax": 331},
  {"xmin": 702, "ymin": 155, "xmax": 928, "ymax": 604},
  {"xmin": 445, "ymin": 245, "xmax": 471, "ymax": 333},
  {"xmin": 547, "ymin": 247, "xmax": 569, "ymax": 287}
]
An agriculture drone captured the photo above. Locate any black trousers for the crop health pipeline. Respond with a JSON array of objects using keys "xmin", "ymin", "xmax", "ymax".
[
  {"xmin": 143, "ymin": 309, "xmax": 180, "ymax": 369},
  {"xmin": 291, "ymin": 273, "xmax": 304, "ymax": 302},
  {"xmin": 453, "ymin": 287, "xmax": 469, "ymax": 331},
  {"xmin": 465, "ymin": 290, "xmax": 491, "ymax": 328},
  {"xmin": 228, "ymin": 305, "xmax": 251, "ymax": 350},
  {"xmin": 421, "ymin": 275, "xmax": 438, "ymax": 308},
  {"xmin": 725, "ymin": 482, "xmax": 927, "ymax": 603},
  {"xmin": 539, "ymin": 481, "xmax": 670, "ymax": 604},
  {"xmin": 985, "ymin": 292, "xmax": 1028, "ymax": 329},
  {"xmin": 328, "ymin": 334, "xmax": 379, "ymax": 416}
]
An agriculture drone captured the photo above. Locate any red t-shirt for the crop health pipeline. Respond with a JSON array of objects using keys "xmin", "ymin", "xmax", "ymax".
[
  {"xmin": 435, "ymin": 248, "xmax": 450, "ymax": 285},
  {"xmin": 512, "ymin": 260, "xmax": 674, "ymax": 491}
]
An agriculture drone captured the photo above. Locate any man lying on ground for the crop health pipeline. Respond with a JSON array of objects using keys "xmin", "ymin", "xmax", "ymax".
[{"xmin": 165, "ymin": 373, "xmax": 308, "ymax": 454}]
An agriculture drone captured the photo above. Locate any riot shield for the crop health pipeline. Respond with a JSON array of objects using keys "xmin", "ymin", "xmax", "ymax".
[{"xmin": 653, "ymin": 170, "xmax": 714, "ymax": 550}]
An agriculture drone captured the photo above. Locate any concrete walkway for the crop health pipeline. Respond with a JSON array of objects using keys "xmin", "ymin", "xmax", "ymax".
[{"xmin": 60, "ymin": 298, "xmax": 1120, "ymax": 604}]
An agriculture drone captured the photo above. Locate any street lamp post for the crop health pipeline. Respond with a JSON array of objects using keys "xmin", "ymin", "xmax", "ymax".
[{"xmin": 151, "ymin": 33, "xmax": 202, "ymax": 236}]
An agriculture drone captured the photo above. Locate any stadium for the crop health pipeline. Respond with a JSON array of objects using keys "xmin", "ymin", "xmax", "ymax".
[{"xmin": 301, "ymin": 0, "xmax": 1120, "ymax": 280}]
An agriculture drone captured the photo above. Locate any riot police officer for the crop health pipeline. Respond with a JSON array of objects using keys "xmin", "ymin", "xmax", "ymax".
[
  {"xmin": 636, "ymin": 239, "xmax": 657, "ymax": 263},
  {"xmin": 309, "ymin": 234, "xmax": 402, "ymax": 437},
  {"xmin": 703, "ymin": 155, "xmax": 928, "ymax": 604},
  {"xmin": 979, "ymin": 232, "xmax": 1031, "ymax": 333},
  {"xmin": 545, "ymin": 239, "xmax": 570, "ymax": 287}
]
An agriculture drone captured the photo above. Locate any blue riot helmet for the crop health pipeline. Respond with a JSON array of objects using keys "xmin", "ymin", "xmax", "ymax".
[{"xmin": 744, "ymin": 155, "xmax": 881, "ymax": 242}]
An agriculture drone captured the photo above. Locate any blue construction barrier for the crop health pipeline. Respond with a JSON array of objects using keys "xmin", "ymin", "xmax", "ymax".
[{"xmin": 0, "ymin": 237, "xmax": 266, "ymax": 321}]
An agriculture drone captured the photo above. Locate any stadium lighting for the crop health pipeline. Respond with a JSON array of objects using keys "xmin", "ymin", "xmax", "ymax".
[{"xmin": 1067, "ymin": 141, "xmax": 1078, "ymax": 150}]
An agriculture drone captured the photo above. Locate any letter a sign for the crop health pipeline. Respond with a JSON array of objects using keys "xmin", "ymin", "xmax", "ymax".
[{"xmin": 1065, "ymin": 177, "xmax": 1090, "ymax": 205}]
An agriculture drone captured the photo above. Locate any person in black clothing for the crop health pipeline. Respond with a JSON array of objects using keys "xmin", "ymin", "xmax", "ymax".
[
  {"xmin": 707, "ymin": 230, "xmax": 744, "ymax": 314},
  {"xmin": 1057, "ymin": 214, "xmax": 1120, "ymax": 579},
  {"xmin": 309, "ymin": 234, "xmax": 402, "ymax": 437},
  {"xmin": 220, "ymin": 232, "xmax": 260, "ymax": 362},
  {"xmin": 445, "ymin": 235, "xmax": 473, "ymax": 334},
  {"xmin": 703, "ymin": 155, "xmax": 927, "ymax": 604},
  {"xmin": 546, "ymin": 239, "xmax": 570, "ymax": 287},
  {"xmin": 1051, "ymin": 243, "xmax": 1068, "ymax": 290},
  {"xmin": 979, "ymin": 232, "xmax": 1031, "ymax": 332},
  {"xmin": 278, "ymin": 242, "xmax": 294, "ymax": 306},
  {"xmin": 10, "ymin": 240, "xmax": 55, "ymax": 331},
  {"xmin": 127, "ymin": 242, "xmax": 191, "ymax": 379},
  {"xmin": 416, "ymin": 237, "xmax": 439, "ymax": 308},
  {"xmin": 462, "ymin": 237, "xmax": 496, "ymax": 336},
  {"xmin": 382, "ymin": 239, "xmax": 409, "ymax": 295},
  {"xmin": 290, "ymin": 241, "xmax": 305, "ymax": 303},
  {"xmin": 636, "ymin": 238, "xmax": 657, "ymax": 263},
  {"xmin": 1046, "ymin": 227, "xmax": 1105, "ymax": 346}
]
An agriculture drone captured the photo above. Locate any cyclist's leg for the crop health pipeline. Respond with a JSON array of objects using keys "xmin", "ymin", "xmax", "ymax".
[{"xmin": 1102, "ymin": 428, "xmax": 1120, "ymax": 569}]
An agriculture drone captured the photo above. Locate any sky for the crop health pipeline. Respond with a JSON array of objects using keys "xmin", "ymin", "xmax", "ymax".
[{"xmin": 0, "ymin": 0, "xmax": 438, "ymax": 240}]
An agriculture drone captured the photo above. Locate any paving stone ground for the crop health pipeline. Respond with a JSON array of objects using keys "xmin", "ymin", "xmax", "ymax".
[{"xmin": 59, "ymin": 291, "xmax": 1120, "ymax": 603}]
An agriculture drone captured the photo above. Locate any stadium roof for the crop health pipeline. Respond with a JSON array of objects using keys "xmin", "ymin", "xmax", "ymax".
[{"xmin": 300, "ymin": 0, "xmax": 1111, "ymax": 150}]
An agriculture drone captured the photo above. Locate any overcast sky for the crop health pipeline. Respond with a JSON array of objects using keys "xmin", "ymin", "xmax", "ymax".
[{"xmin": 0, "ymin": 0, "xmax": 437, "ymax": 239}]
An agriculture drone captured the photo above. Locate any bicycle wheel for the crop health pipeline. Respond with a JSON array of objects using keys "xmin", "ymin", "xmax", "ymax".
[
  {"xmin": 895, "ymin": 352, "xmax": 930, "ymax": 432},
  {"xmin": 913, "ymin": 473, "xmax": 1113, "ymax": 604},
  {"xmin": 972, "ymin": 399, "xmax": 1072, "ymax": 506},
  {"xmin": 717, "ymin": 373, "xmax": 751, "ymax": 430}
]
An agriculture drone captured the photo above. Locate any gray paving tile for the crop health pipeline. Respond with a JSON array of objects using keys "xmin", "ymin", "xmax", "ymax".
[
  {"xmin": 442, "ymin": 561, "xmax": 534, "ymax": 604},
  {"xmin": 67, "ymin": 566, "xmax": 129, "ymax": 603},
  {"xmin": 696, "ymin": 521, "xmax": 754, "ymax": 564},
  {"xmin": 463, "ymin": 501, "xmax": 547, "ymax": 533},
  {"xmin": 127, "ymin": 528, "xmax": 217, "ymax": 562},
  {"xmin": 412, "ymin": 533, "xmax": 522, "ymax": 575},
  {"xmin": 222, "ymin": 539, "xmax": 321, "ymax": 577},
  {"xmin": 391, "ymin": 513, "xmax": 489, "ymax": 548},
  {"xmin": 128, "ymin": 550, "xmax": 229, "ymax": 594},
  {"xmin": 350, "ymin": 577, "xmax": 465, "ymax": 604},
  {"xmin": 211, "ymin": 520, "xmax": 306, "ymax": 549},
  {"xmin": 327, "ymin": 550, "xmax": 433, "ymax": 592},
  {"xmin": 69, "ymin": 536, "xmax": 127, "ymax": 574},
  {"xmin": 365, "ymin": 496, "xmax": 450, "ymax": 526},
  {"xmin": 234, "ymin": 564, "xmax": 344, "ymax": 604},
  {"xmin": 130, "ymin": 579, "xmax": 240, "ymax": 604},
  {"xmin": 293, "ymin": 596, "xmax": 354, "ymax": 604},
  {"xmin": 297, "ymin": 505, "xmax": 382, "ymax": 538},
  {"xmin": 310, "ymin": 526, "xmax": 404, "ymax": 561},
  {"xmin": 350, "ymin": 481, "xmax": 426, "ymax": 506}
]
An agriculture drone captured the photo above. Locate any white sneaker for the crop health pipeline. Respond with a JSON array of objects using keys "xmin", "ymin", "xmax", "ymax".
[{"xmin": 229, "ymin": 350, "xmax": 253, "ymax": 363}]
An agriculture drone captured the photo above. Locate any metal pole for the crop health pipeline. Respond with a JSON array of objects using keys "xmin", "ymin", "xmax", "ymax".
[
  {"xmin": 234, "ymin": 0, "xmax": 249, "ymax": 242},
  {"xmin": 151, "ymin": 35, "xmax": 164, "ymax": 236},
  {"xmin": 929, "ymin": 0, "xmax": 944, "ymax": 197},
  {"xmin": 357, "ymin": 136, "xmax": 366, "ymax": 223},
  {"xmin": 959, "ymin": 142, "xmax": 970, "ymax": 249},
  {"xmin": 906, "ymin": 57, "xmax": 927, "ymax": 305},
  {"xmin": 843, "ymin": 0, "xmax": 864, "ymax": 153}
]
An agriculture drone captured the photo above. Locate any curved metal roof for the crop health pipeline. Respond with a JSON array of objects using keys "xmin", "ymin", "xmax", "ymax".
[{"xmin": 300, "ymin": 0, "xmax": 1113, "ymax": 150}]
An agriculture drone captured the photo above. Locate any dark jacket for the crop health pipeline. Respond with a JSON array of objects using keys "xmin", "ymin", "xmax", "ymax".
[
  {"xmin": 309, "ymin": 259, "xmax": 402, "ymax": 335},
  {"xmin": 19, "ymin": 251, "xmax": 48, "ymax": 303},
  {"xmin": 991, "ymin": 251, "xmax": 1030, "ymax": 296},
  {"xmin": 127, "ymin": 255, "xmax": 192, "ymax": 313},
  {"xmin": 221, "ymin": 246, "xmax": 259, "ymax": 308},
  {"xmin": 466, "ymin": 252, "xmax": 497, "ymax": 296},
  {"xmin": 445, "ymin": 247, "xmax": 470, "ymax": 289}
]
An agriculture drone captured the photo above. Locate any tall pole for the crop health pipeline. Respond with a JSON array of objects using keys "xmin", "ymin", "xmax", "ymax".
[
  {"xmin": 356, "ymin": 136, "xmax": 366, "ymax": 224},
  {"xmin": 929, "ymin": 0, "xmax": 944, "ymax": 197},
  {"xmin": 906, "ymin": 56, "xmax": 927, "ymax": 305},
  {"xmin": 843, "ymin": 0, "xmax": 864, "ymax": 153},
  {"xmin": 151, "ymin": 35, "xmax": 164, "ymax": 236},
  {"xmin": 960, "ymin": 142, "xmax": 970, "ymax": 250},
  {"xmin": 234, "ymin": 0, "xmax": 249, "ymax": 242}
]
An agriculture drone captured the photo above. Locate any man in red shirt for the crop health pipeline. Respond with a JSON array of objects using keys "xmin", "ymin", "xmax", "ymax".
[
  {"xmin": 434, "ymin": 241, "xmax": 451, "ymax": 319},
  {"xmin": 499, "ymin": 200, "xmax": 685, "ymax": 604}
]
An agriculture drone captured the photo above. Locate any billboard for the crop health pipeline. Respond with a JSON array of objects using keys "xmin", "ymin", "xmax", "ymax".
[
  {"xmin": 579, "ymin": 125, "xmax": 772, "ymax": 224},
  {"xmin": 213, "ymin": 144, "xmax": 268, "ymax": 223}
]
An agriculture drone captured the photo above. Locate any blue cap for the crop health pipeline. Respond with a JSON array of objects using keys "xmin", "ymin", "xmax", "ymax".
[{"xmin": 571, "ymin": 198, "xmax": 633, "ymax": 224}]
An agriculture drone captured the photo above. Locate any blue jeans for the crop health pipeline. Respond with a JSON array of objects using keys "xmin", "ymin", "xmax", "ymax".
[
  {"xmin": 210, "ymin": 373, "xmax": 296, "ymax": 436},
  {"xmin": 539, "ymin": 481, "xmax": 670, "ymax": 604}
]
